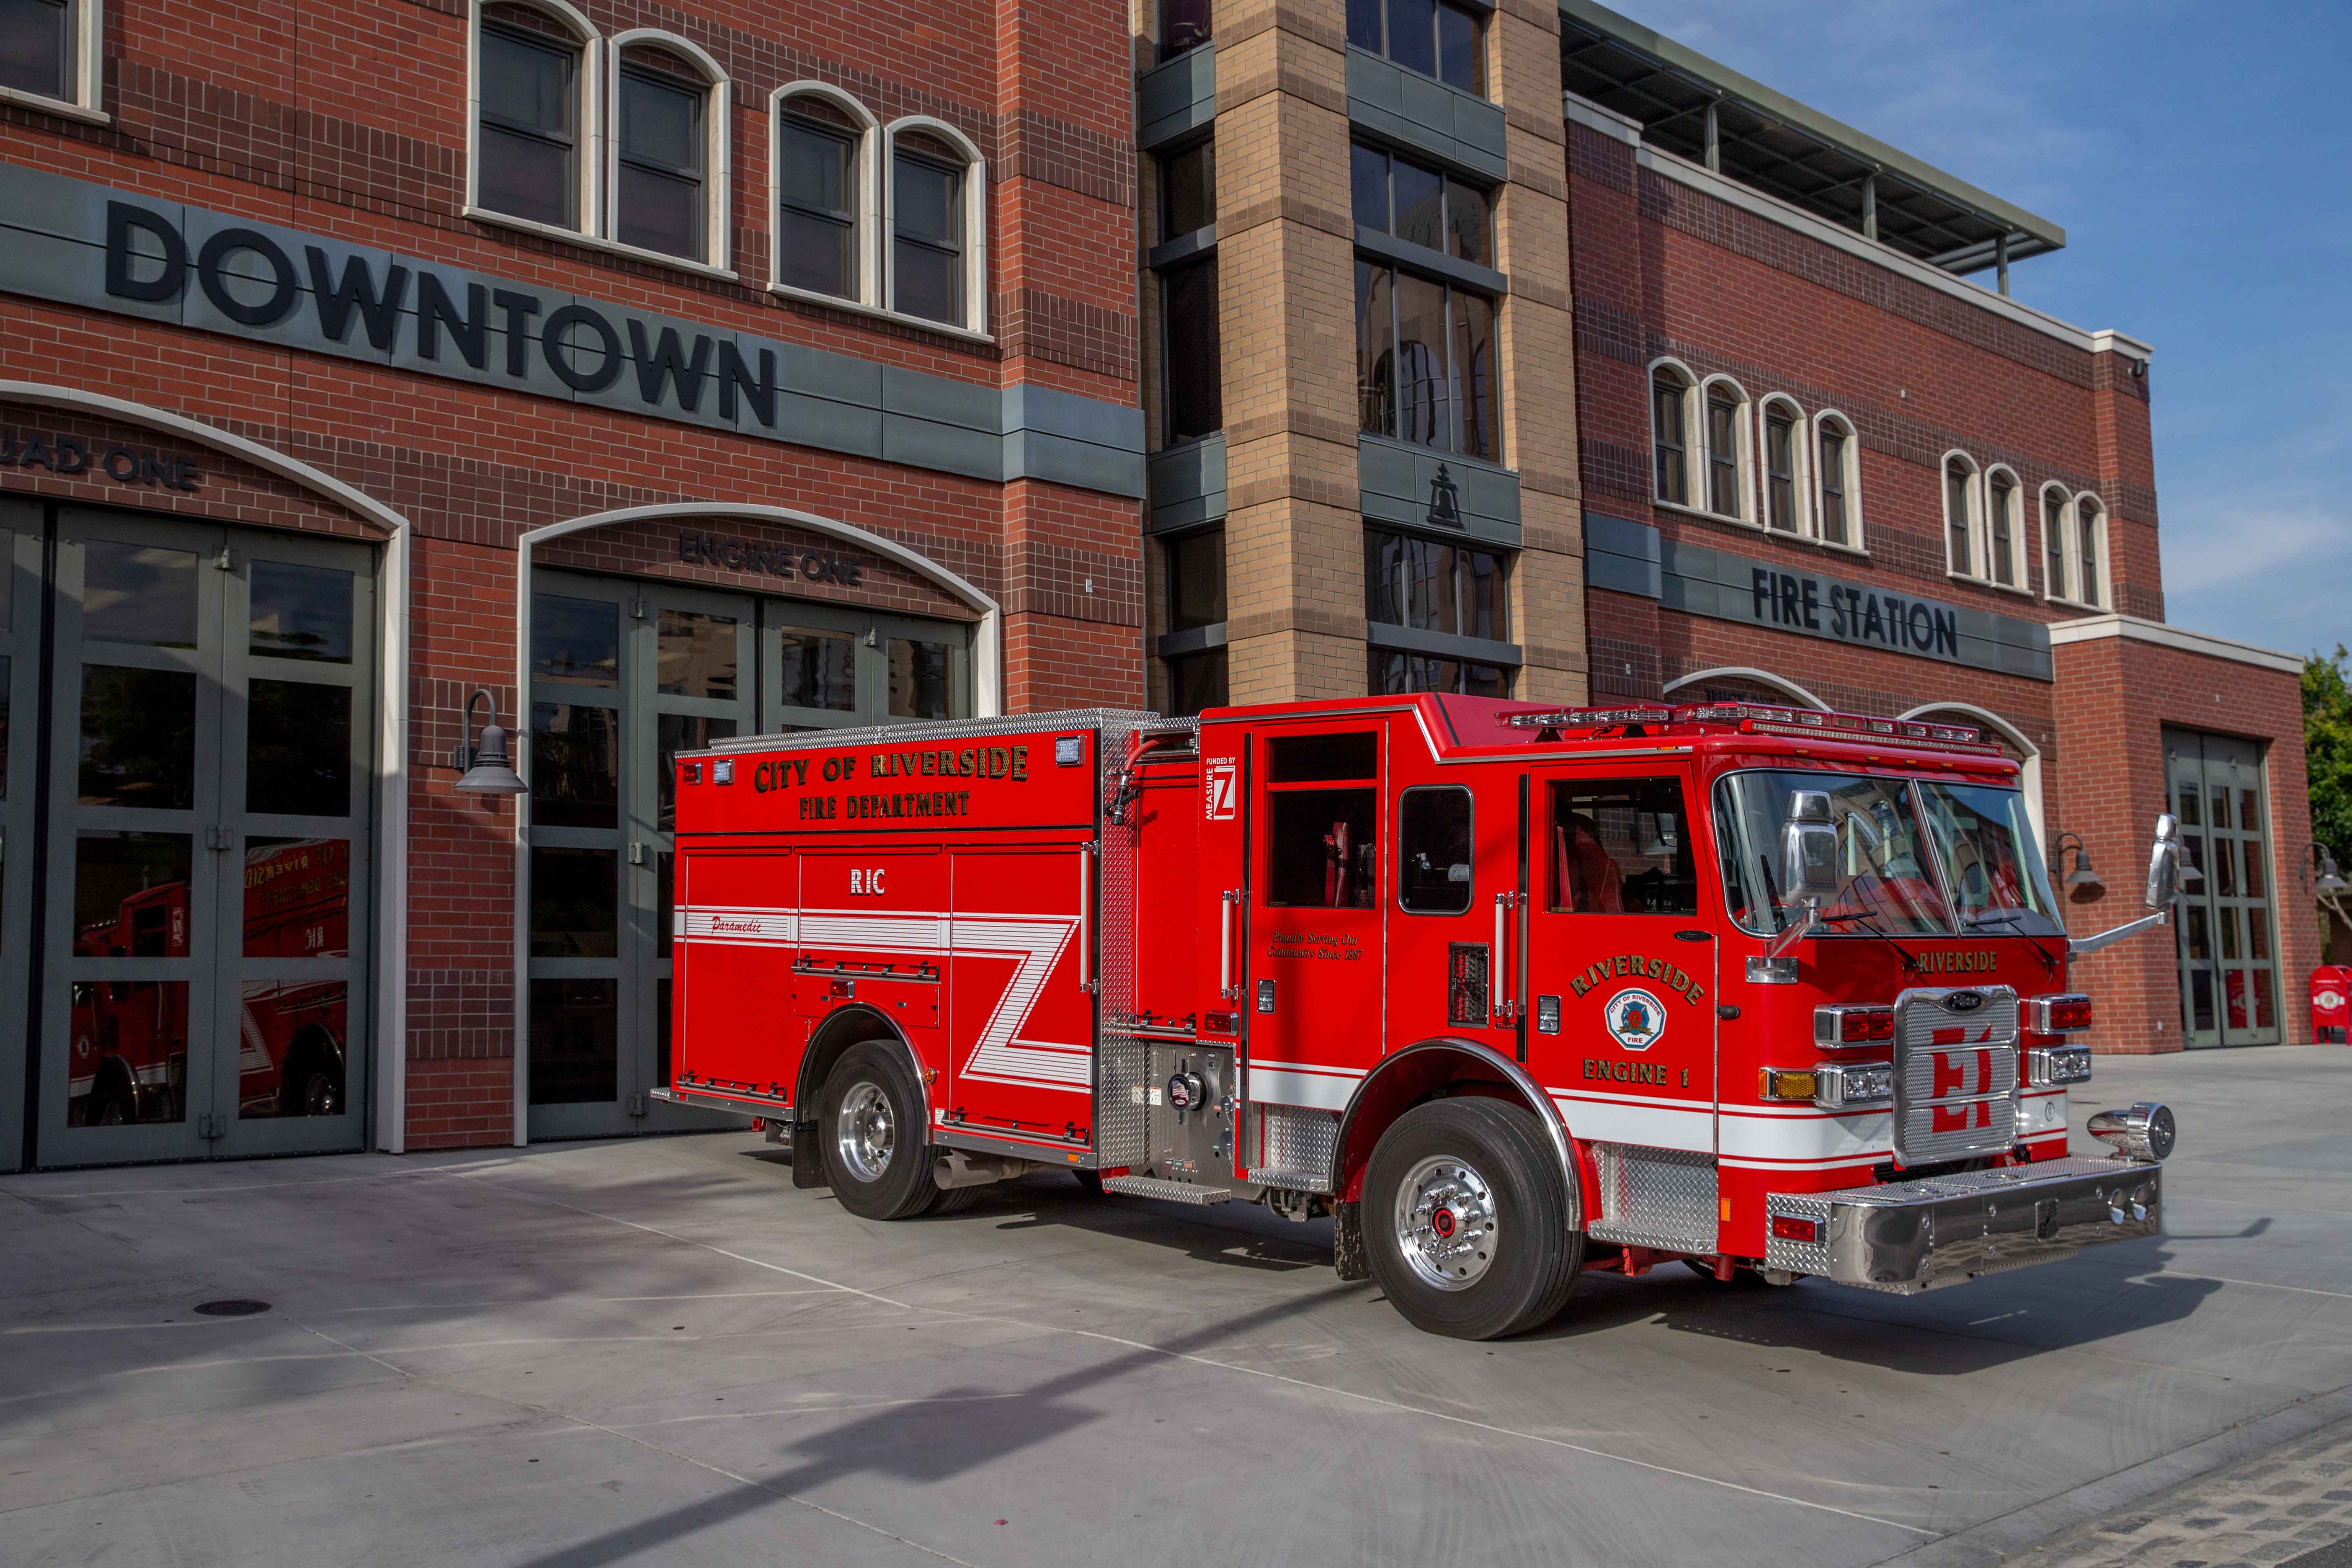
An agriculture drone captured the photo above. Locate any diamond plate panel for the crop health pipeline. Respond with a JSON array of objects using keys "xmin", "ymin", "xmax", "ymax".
[
  {"xmin": 1250, "ymin": 1103, "xmax": 1339, "ymax": 1192},
  {"xmin": 1585, "ymin": 1142, "xmax": 1717, "ymax": 1253},
  {"xmin": 1097, "ymin": 1037, "xmax": 1151, "ymax": 1166},
  {"xmin": 1762, "ymin": 1192, "xmax": 1835, "ymax": 1275},
  {"xmin": 1893, "ymin": 986, "xmax": 2020, "ymax": 1165}
]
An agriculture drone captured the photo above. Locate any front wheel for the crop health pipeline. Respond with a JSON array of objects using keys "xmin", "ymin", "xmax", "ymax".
[
  {"xmin": 818, "ymin": 1043, "xmax": 936, "ymax": 1221},
  {"xmin": 1363, "ymin": 1099, "xmax": 1581, "ymax": 1340}
]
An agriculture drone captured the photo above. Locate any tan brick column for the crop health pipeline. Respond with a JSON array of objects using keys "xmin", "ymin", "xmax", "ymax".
[
  {"xmin": 1212, "ymin": 0, "xmax": 1366, "ymax": 701},
  {"xmin": 1490, "ymin": 0, "xmax": 1586, "ymax": 703}
]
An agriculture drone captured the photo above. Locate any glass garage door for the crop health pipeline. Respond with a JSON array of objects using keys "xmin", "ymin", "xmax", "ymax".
[
  {"xmin": 524, "ymin": 569, "xmax": 973, "ymax": 1141},
  {"xmin": 31, "ymin": 507, "xmax": 375, "ymax": 1166},
  {"xmin": 2167, "ymin": 728, "xmax": 2280, "ymax": 1047}
]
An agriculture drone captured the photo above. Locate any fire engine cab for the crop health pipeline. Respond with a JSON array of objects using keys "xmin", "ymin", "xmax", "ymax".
[{"xmin": 662, "ymin": 698, "xmax": 2180, "ymax": 1340}]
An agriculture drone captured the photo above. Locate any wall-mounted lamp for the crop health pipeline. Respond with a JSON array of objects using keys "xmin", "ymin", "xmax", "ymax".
[
  {"xmin": 452, "ymin": 689, "xmax": 528, "ymax": 795},
  {"xmin": 2048, "ymin": 832, "xmax": 2105, "ymax": 895},
  {"xmin": 2305, "ymin": 842, "xmax": 2348, "ymax": 896}
]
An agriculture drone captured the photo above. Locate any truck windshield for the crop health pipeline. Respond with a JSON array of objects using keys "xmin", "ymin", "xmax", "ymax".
[{"xmin": 1712, "ymin": 771, "xmax": 2060, "ymax": 938}]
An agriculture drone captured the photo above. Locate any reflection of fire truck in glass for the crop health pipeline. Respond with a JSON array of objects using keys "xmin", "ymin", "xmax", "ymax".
[
  {"xmin": 666, "ymin": 700, "xmax": 2185, "ymax": 1341},
  {"xmin": 69, "ymin": 839, "xmax": 349, "ymax": 1126}
]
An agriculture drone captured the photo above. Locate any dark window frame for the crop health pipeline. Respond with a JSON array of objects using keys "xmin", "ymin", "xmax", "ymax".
[
  {"xmin": 1944, "ymin": 458, "xmax": 1977, "ymax": 577},
  {"xmin": 1347, "ymin": 0, "xmax": 1485, "ymax": 96},
  {"xmin": 614, "ymin": 55, "xmax": 710, "ymax": 262},
  {"xmin": 1653, "ymin": 370, "xmax": 1688, "ymax": 505},
  {"xmin": 1817, "ymin": 420, "xmax": 1850, "ymax": 545},
  {"xmin": 1764, "ymin": 405, "xmax": 1796, "ymax": 533},
  {"xmin": 891, "ymin": 143, "xmax": 968, "ymax": 326},
  {"xmin": 1398, "ymin": 784, "xmax": 1474, "ymax": 915},
  {"xmin": 477, "ymin": 18, "xmax": 584, "ymax": 231},
  {"xmin": 1704, "ymin": 388, "xmax": 1742, "ymax": 517},
  {"xmin": 775, "ymin": 105, "xmax": 860, "ymax": 300},
  {"xmin": 1986, "ymin": 469, "xmax": 2017, "ymax": 586}
]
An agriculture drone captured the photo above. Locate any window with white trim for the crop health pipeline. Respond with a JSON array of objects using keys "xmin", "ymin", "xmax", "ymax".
[
  {"xmin": 1652, "ymin": 365, "xmax": 1691, "ymax": 507},
  {"xmin": 1943, "ymin": 454, "xmax": 1979, "ymax": 577},
  {"xmin": 2076, "ymin": 495, "xmax": 2107, "ymax": 608},
  {"xmin": 477, "ymin": 3, "xmax": 590, "ymax": 232},
  {"xmin": 887, "ymin": 122, "xmax": 987, "ymax": 333},
  {"xmin": 608, "ymin": 36, "xmax": 730, "ymax": 267},
  {"xmin": 2041, "ymin": 484, "xmax": 2070, "ymax": 600},
  {"xmin": 1762, "ymin": 399, "xmax": 1801, "ymax": 534},
  {"xmin": 0, "ymin": 0, "xmax": 102, "ymax": 116},
  {"xmin": 1984, "ymin": 467, "xmax": 2020, "ymax": 588},
  {"xmin": 1815, "ymin": 415, "xmax": 1857, "ymax": 547},
  {"xmin": 1702, "ymin": 379, "xmax": 1750, "ymax": 520},
  {"xmin": 774, "ymin": 90, "xmax": 870, "ymax": 302},
  {"xmin": 613, "ymin": 43, "xmax": 713, "ymax": 262}
]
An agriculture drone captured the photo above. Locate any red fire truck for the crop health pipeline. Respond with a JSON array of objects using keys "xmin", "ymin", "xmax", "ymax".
[
  {"xmin": 662, "ymin": 699, "xmax": 2179, "ymax": 1339},
  {"xmin": 69, "ymin": 838, "xmax": 350, "ymax": 1126}
]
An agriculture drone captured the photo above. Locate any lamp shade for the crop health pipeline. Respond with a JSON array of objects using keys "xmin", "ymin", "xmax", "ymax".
[{"xmin": 455, "ymin": 719, "xmax": 528, "ymax": 795}]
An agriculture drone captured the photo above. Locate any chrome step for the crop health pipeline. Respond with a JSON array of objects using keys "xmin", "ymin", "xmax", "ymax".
[{"xmin": 1102, "ymin": 1175, "xmax": 1232, "ymax": 1205}]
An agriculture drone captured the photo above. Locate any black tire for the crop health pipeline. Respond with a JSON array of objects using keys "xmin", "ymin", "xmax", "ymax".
[
  {"xmin": 817, "ymin": 1042, "xmax": 936, "ymax": 1221},
  {"xmin": 927, "ymin": 1182, "xmax": 986, "ymax": 1215},
  {"xmin": 1070, "ymin": 1168, "xmax": 1103, "ymax": 1196},
  {"xmin": 1363, "ymin": 1098, "xmax": 1581, "ymax": 1340}
]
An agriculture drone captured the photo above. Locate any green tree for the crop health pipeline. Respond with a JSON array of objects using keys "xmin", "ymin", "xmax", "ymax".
[{"xmin": 2305, "ymin": 645, "xmax": 2352, "ymax": 945}]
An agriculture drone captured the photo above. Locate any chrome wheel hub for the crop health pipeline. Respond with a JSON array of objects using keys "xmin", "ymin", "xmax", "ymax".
[
  {"xmin": 1394, "ymin": 1155, "xmax": 1500, "ymax": 1290},
  {"xmin": 835, "ymin": 1081, "xmax": 896, "ymax": 1183}
]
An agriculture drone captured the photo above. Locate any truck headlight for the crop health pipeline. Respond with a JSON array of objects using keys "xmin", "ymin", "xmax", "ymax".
[
  {"xmin": 2025, "ymin": 1045, "xmax": 2093, "ymax": 1087},
  {"xmin": 1812, "ymin": 1061, "xmax": 1892, "ymax": 1109}
]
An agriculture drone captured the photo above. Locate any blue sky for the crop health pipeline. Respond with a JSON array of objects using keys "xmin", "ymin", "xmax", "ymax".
[{"xmin": 1613, "ymin": 0, "xmax": 2351, "ymax": 662}]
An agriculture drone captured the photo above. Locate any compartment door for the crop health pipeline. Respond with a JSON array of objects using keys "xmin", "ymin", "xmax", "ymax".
[
  {"xmin": 670, "ymin": 844, "xmax": 798, "ymax": 1103},
  {"xmin": 947, "ymin": 843, "xmax": 1092, "ymax": 1145}
]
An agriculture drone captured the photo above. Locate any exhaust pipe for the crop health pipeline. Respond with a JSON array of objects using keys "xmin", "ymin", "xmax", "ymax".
[{"xmin": 933, "ymin": 1150, "xmax": 1046, "ymax": 1190}]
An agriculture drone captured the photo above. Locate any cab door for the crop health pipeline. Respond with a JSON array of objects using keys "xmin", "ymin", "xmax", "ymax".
[
  {"xmin": 1238, "ymin": 724, "xmax": 1388, "ymax": 1111},
  {"xmin": 1521, "ymin": 764, "xmax": 1715, "ymax": 1154}
]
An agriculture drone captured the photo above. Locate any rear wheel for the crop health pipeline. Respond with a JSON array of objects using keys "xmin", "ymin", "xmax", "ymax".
[
  {"xmin": 927, "ymin": 1182, "xmax": 986, "ymax": 1215},
  {"xmin": 1363, "ymin": 1098, "xmax": 1581, "ymax": 1340},
  {"xmin": 818, "ymin": 1043, "xmax": 935, "ymax": 1221}
]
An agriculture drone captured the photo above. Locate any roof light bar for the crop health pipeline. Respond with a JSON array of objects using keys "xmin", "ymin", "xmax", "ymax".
[
  {"xmin": 1504, "ymin": 706, "xmax": 1676, "ymax": 730},
  {"xmin": 1500, "ymin": 702, "xmax": 2007, "ymax": 755}
]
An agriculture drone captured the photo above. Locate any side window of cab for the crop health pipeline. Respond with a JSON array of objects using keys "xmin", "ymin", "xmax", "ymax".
[
  {"xmin": 1264, "ymin": 731, "xmax": 1379, "ymax": 909},
  {"xmin": 1549, "ymin": 777, "xmax": 1699, "ymax": 915}
]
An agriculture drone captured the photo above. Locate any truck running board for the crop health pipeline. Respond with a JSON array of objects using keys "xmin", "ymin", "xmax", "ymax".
[{"xmin": 1102, "ymin": 1175, "xmax": 1232, "ymax": 1205}]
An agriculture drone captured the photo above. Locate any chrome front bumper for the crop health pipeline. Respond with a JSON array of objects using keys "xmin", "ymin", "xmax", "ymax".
[{"xmin": 1764, "ymin": 1156, "xmax": 2161, "ymax": 1294}]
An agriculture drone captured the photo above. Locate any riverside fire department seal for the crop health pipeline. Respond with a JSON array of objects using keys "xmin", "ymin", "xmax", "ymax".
[{"xmin": 1604, "ymin": 987, "xmax": 1666, "ymax": 1051}]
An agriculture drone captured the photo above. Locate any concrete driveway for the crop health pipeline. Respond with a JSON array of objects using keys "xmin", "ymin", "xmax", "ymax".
[{"xmin": 6, "ymin": 1047, "xmax": 2352, "ymax": 1567}]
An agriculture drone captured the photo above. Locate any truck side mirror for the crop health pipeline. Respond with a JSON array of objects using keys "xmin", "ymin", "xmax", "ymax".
[
  {"xmin": 1781, "ymin": 790, "xmax": 1840, "ymax": 900},
  {"xmin": 2145, "ymin": 813, "xmax": 2181, "ymax": 910}
]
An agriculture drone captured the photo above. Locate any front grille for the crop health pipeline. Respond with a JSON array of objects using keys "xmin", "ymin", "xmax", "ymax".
[{"xmin": 1892, "ymin": 986, "xmax": 2018, "ymax": 1165}]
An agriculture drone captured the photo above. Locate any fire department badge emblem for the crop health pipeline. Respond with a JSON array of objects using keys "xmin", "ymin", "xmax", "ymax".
[{"xmin": 1604, "ymin": 987, "xmax": 1666, "ymax": 1051}]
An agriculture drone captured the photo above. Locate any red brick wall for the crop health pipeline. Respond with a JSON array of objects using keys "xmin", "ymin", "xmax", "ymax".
[
  {"xmin": 0, "ymin": 0, "xmax": 1146, "ymax": 1154},
  {"xmin": 2052, "ymin": 635, "xmax": 2318, "ymax": 1054}
]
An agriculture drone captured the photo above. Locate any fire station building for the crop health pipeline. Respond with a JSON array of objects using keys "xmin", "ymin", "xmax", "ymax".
[
  {"xmin": 1133, "ymin": 0, "xmax": 2316, "ymax": 1059},
  {"xmin": 0, "ymin": 0, "xmax": 1146, "ymax": 1170},
  {"xmin": 0, "ymin": 0, "xmax": 2315, "ymax": 1172}
]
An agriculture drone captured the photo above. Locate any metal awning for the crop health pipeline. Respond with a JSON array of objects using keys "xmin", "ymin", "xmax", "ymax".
[{"xmin": 1559, "ymin": 0, "xmax": 2063, "ymax": 276}]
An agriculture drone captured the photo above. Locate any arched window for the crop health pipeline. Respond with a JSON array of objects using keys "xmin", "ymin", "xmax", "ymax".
[
  {"xmin": 1984, "ymin": 466, "xmax": 2020, "ymax": 588},
  {"xmin": 1, "ymin": 0, "xmax": 103, "ymax": 117},
  {"xmin": 1662, "ymin": 667, "xmax": 1829, "ymax": 710},
  {"xmin": 1942, "ymin": 453, "xmax": 1979, "ymax": 577},
  {"xmin": 1650, "ymin": 363, "xmax": 1692, "ymax": 506},
  {"xmin": 2040, "ymin": 484, "xmax": 2071, "ymax": 601},
  {"xmin": 1813, "ymin": 413, "xmax": 1859, "ymax": 548},
  {"xmin": 772, "ymin": 84, "xmax": 878, "ymax": 305},
  {"xmin": 473, "ymin": 0, "xmax": 598, "ymax": 234},
  {"xmin": 609, "ymin": 34, "xmax": 729, "ymax": 265},
  {"xmin": 1701, "ymin": 377, "xmax": 1750, "ymax": 520},
  {"xmin": 887, "ymin": 119, "xmax": 987, "ymax": 333},
  {"xmin": 1760, "ymin": 396, "xmax": 1804, "ymax": 534},
  {"xmin": 2076, "ymin": 495, "xmax": 2107, "ymax": 608}
]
